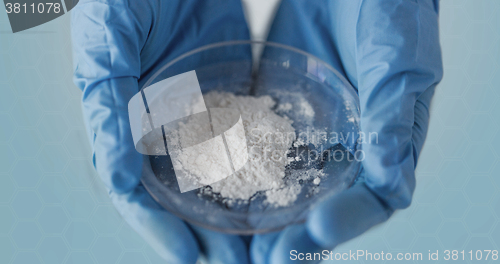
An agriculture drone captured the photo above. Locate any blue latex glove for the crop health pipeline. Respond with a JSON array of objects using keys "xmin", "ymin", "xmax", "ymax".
[
  {"xmin": 251, "ymin": 0, "xmax": 443, "ymax": 263},
  {"xmin": 71, "ymin": 0, "xmax": 252, "ymax": 263}
]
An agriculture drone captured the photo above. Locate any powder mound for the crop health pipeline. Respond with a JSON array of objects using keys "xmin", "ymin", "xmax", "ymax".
[
  {"xmin": 202, "ymin": 91, "xmax": 296, "ymax": 201},
  {"xmin": 173, "ymin": 91, "xmax": 324, "ymax": 207}
]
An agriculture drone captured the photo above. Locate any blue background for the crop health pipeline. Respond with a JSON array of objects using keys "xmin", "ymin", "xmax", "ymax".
[{"xmin": 0, "ymin": 0, "xmax": 499, "ymax": 263}]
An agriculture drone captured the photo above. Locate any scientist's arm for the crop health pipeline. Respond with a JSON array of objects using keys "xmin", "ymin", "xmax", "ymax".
[
  {"xmin": 252, "ymin": 0, "xmax": 443, "ymax": 263},
  {"xmin": 72, "ymin": 1, "xmax": 253, "ymax": 263},
  {"xmin": 71, "ymin": 1, "xmax": 204, "ymax": 263}
]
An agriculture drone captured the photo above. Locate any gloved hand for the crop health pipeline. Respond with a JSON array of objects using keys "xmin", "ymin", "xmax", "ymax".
[
  {"xmin": 251, "ymin": 0, "xmax": 443, "ymax": 263},
  {"xmin": 71, "ymin": 0, "xmax": 252, "ymax": 263}
]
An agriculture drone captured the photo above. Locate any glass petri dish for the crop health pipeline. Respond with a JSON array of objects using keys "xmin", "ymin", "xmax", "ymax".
[{"xmin": 140, "ymin": 41, "xmax": 361, "ymax": 234}]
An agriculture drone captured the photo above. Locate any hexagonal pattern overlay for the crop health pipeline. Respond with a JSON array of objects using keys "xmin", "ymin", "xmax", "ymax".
[
  {"xmin": 66, "ymin": 252, "xmax": 96, "ymax": 264},
  {"xmin": 464, "ymin": 206, "xmax": 496, "ymax": 234},
  {"xmin": 11, "ymin": 37, "xmax": 42, "ymax": 67},
  {"xmin": 63, "ymin": 98, "xmax": 85, "ymax": 127},
  {"xmin": 463, "ymin": 0, "xmax": 498, "ymax": 21},
  {"xmin": 437, "ymin": 68, "xmax": 470, "ymax": 97},
  {"xmin": 38, "ymin": 236, "xmax": 69, "ymax": 264},
  {"xmin": 11, "ymin": 190, "xmax": 43, "ymax": 219},
  {"xmin": 465, "ymin": 236, "xmax": 496, "ymax": 254},
  {"xmin": 464, "ymin": 113, "xmax": 496, "ymax": 142},
  {"xmin": 63, "ymin": 190, "xmax": 96, "ymax": 219},
  {"xmin": 0, "ymin": 83, "xmax": 17, "ymax": 112},
  {"xmin": 64, "ymin": 221, "xmax": 97, "ymax": 250},
  {"xmin": 492, "ymin": 224, "xmax": 500, "ymax": 249},
  {"xmin": 12, "ymin": 68, "xmax": 43, "ymax": 95},
  {"xmin": 440, "ymin": 7, "xmax": 470, "ymax": 35},
  {"xmin": 38, "ymin": 113, "xmax": 69, "ymax": 143},
  {"xmin": 10, "ymin": 128, "xmax": 43, "ymax": 158},
  {"xmin": 416, "ymin": 144, "xmax": 443, "ymax": 173},
  {"xmin": 10, "ymin": 97, "xmax": 43, "ymax": 127},
  {"xmin": 0, "ymin": 113, "xmax": 16, "ymax": 142},
  {"xmin": 464, "ymin": 176, "xmax": 495, "ymax": 204},
  {"xmin": 38, "ymin": 206, "xmax": 69, "ymax": 234},
  {"xmin": 465, "ymin": 53, "xmax": 496, "ymax": 82},
  {"xmin": 436, "ymin": 98, "xmax": 469, "ymax": 127},
  {"xmin": 464, "ymin": 22, "xmax": 497, "ymax": 51},
  {"xmin": 438, "ymin": 160, "xmax": 470, "ymax": 189},
  {"xmin": 64, "ymin": 129, "xmax": 92, "ymax": 158},
  {"xmin": 491, "ymin": 130, "xmax": 500, "ymax": 158},
  {"xmin": 0, "ymin": 141, "xmax": 17, "ymax": 172},
  {"xmin": 438, "ymin": 190, "xmax": 469, "ymax": 219},
  {"xmin": 37, "ymin": 174, "xmax": 69, "ymax": 204},
  {"xmin": 12, "ymin": 221, "xmax": 42, "ymax": 249},
  {"xmin": 410, "ymin": 206, "xmax": 443, "ymax": 235},
  {"xmin": 0, "ymin": 54, "xmax": 17, "ymax": 81},
  {"xmin": 118, "ymin": 225, "xmax": 145, "ymax": 250},
  {"xmin": 438, "ymin": 221, "xmax": 469, "ymax": 249},
  {"xmin": 0, "ymin": 205, "xmax": 16, "ymax": 235},
  {"xmin": 91, "ymin": 205, "xmax": 124, "ymax": 235},
  {"xmin": 441, "ymin": 37, "xmax": 469, "ymax": 67},
  {"xmin": 494, "ymin": 194, "xmax": 500, "ymax": 219},
  {"xmin": 91, "ymin": 237, "xmax": 123, "ymax": 264},
  {"xmin": 37, "ymin": 144, "xmax": 69, "ymax": 173},
  {"xmin": 11, "ymin": 252, "xmax": 42, "ymax": 264},
  {"xmin": 118, "ymin": 252, "xmax": 149, "ymax": 264},
  {"xmin": 437, "ymin": 128, "xmax": 469, "ymax": 158},
  {"xmin": 384, "ymin": 220, "xmax": 416, "ymax": 250},
  {"xmin": 0, "ymin": 172, "xmax": 16, "ymax": 202},
  {"xmin": 65, "ymin": 159, "xmax": 97, "ymax": 189},
  {"xmin": 414, "ymin": 175, "xmax": 443, "ymax": 204},
  {"xmin": 36, "ymin": 27, "xmax": 70, "ymax": 52},
  {"xmin": 464, "ymin": 143, "xmax": 496, "ymax": 173},
  {"xmin": 37, "ymin": 53, "xmax": 71, "ymax": 82},
  {"xmin": 411, "ymin": 236, "xmax": 443, "ymax": 256},
  {"xmin": 0, "ymin": 236, "xmax": 16, "ymax": 263},
  {"xmin": 12, "ymin": 159, "xmax": 43, "ymax": 188},
  {"xmin": 37, "ymin": 83, "xmax": 69, "ymax": 112}
]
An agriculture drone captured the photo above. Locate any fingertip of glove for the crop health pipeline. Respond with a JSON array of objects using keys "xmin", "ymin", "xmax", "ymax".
[
  {"xmin": 167, "ymin": 246, "xmax": 199, "ymax": 264},
  {"xmin": 152, "ymin": 244, "xmax": 198, "ymax": 264},
  {"xmin": 189, "ymin": 225, "xmax": 250, "ymax": 264},
  {"xmin": 250, "ymin": 232, "xmax": 281, "ymax": 264},
  {"xmin": 306, "ymin": 202, "xmax": 340, "ymax": 249},
  {"xmin": 268, "ymin": 225, "xmax": 324, "ymax": 264},
  {"xmin": 97, "ymin": 151, "xmax": 143, "ymax": 194},
  {"xmin": 306, "ymin": 184, "xmax": 392, "ymax": 249},
  {"xmin": 108, "ymin": 172, "xmax": 141, "ymax": 194},
  {"xmin": 306, "ymin": 186, "xmax": 366, "ymax": 248}
]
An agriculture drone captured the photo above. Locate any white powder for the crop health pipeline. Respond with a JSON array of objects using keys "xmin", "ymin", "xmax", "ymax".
[
  {"xmin": 171, "ymin": 109, "xmax": 248, "ymax": 190},
  {"xmin": 299, "ymin": 100, "xmax": 315, "ymax": 118},
  {"xmin": 277, "ymin": 102, "xmax": 292, "ymax": 112},
  {"xmin": 203, "ymin": 92, "xmax": 295, "ymax": 200},
  {"xmin": 175, "ymin": 91, "xmax": 323, "ymax": 206},
  {"xmin": 313, "ymin": 177, "xmax": 321, "ymax": 185}
]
